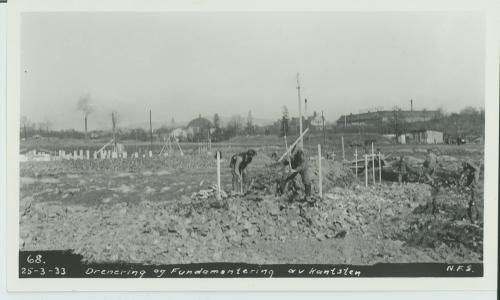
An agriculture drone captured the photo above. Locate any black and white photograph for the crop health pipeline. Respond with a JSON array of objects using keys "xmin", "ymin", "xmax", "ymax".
[{"xmin": 6, "ymin": 0, "xmax": 499, "ymax": 292}]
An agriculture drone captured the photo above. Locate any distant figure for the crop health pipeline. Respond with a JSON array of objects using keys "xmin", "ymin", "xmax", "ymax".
[
  {"xmin": 229, "ymin": 149, "xmax": 257, "ymax": 194},
  {"xmin": 461, "ymin": 160, "xmax": 480, "ymax": 223},
  {"xmin": 396, "ymin": 155, "xmax": 408, "ymax": 184},
  {"xmin": 280, "ymin": 145, "xmax": 313, "ymax": 202},
  {"xmin": 423, "ymin": 148, "xmax": 438, "ymax": 185}
]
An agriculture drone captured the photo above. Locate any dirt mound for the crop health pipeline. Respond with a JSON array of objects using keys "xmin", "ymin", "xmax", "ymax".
[
  {"xmin": 20, "ymin": 179, "xmax": 482, "ymax": 264},
  {"xmin": 314, "ymin": 159, "xmax": 359, "ymax": 190}
]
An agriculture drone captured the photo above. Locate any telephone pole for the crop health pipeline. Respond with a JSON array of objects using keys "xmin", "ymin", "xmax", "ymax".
[
  {"xmin": 322, "ymin": 111, "xmax": 326, "ymax": 150},
  {"xmin": 149, "ymin": 110, "xmax": 153, "ymax": 152},
  {"xmin": 296, "ymin": 73, "xmax": 303, "ymax": 149}
]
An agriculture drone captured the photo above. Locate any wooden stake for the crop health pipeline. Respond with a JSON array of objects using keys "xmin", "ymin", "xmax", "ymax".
[
  {"xmin": 341, "ymin": 136, "xmax": 345, "ymax": 161},
  {"xmin": 365, "ymin": 155, "xmax": 368, "ymax": 187},
  {"xmin": 378, "ymin": 151, "xmax": 382, "ymax": 183},
  {"xmin": 371, "ymin": 143, "xmax": 376, "ymax": 184},
  {"xmin": 318, "ymin": 144, "xmax": 322, "ymax": 198},
  {"xmin": 355, "ymin": 148, "xmax": 358, "ymax": 177},
  {"xmin": 216, "ymin": 151, "xmax": 221, "ymax": 199}
]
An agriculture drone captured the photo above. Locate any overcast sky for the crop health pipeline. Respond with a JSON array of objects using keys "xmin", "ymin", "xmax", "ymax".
[{"xmin": 21, "ymin": 11, "xmax": 485, "ymax": 130}]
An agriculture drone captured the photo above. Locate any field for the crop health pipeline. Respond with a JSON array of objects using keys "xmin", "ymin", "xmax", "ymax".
[{"xmin": 19, "ymin": 139, "xmax": 484, "ymax": 264}]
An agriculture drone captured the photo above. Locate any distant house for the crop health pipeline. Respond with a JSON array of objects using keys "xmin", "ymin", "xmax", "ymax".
[
  {"xmin": 307, "ymin": 111, "xmax": 324, "ymax": 130},
  {"xmin": 170, "ymin": 128, "xmax": 188, "ymax": 141},
  {"xmin": 404, "ymin": 129, "xmax": 444, "ymax": 144},
  {"xmin": 186, "ymin": 115, "xmax": 213, "ymax": 141}
]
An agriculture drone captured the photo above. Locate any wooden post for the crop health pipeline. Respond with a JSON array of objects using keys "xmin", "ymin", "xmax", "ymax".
[
  {"xmin": 364, "ymin": 155, "xmax": 368, "ymax": 187},
  {"xmin": 296, "ymin": 73, "xmax": 304, "ymax": 149},
  {"xmin": 318, "ymin": 144, "xmax": 322, "ymax": 198},
  {"xmin": 278, "ymin": 128, "xmax": 309, "ymax": 162},
  {"xmin": 284, "ymin": 135, "xmax": 291, "ymax": 168},
  {"xmin": 341, "ymin": 136, "xmax": 345, "ymax": 161},
  {"xmin": 378, "ymin": 151, "xmax": 382, "ymax": 183},
  {"xmin": 93, "ymin": 151, "xmax": 97, "ymax": 159},
  {"xmin": 321, "ymin": 111, "xmax": 326, "ymax": 150},
  {"xmin": 79, "ymin": 149, "xmax": 84, "ymax": 159},
  {"xmin": 371, "ymin": 143, "xmax": 375, "ymax": 184},
  {"xmin": 354, "ymin": 148, "xmax": 358, "ymax": 177},
  {"xmin": 216, "ymin": 151, "xmax": 221, "ymax": 199},
  {"xmin": 73, "ymin": 150, "xmax": 78, "ymax": 160},
  {"xmin": 149, "ymin": 110, "xmax": 153, "ymax": 153},
  {"xmin": 86, "ymin": 150, "xmax": 90, "ymax": 160}
]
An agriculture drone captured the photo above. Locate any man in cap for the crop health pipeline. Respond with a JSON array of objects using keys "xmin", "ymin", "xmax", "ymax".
[{"xmin": 229, "ymin": 149, "xmax": 257, "ymax": 194}]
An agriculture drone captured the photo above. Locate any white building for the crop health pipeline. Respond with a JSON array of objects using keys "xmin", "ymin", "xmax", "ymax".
[{"xmin": 403, "ymin": 130, "xmax": 444, "ymax": 144}]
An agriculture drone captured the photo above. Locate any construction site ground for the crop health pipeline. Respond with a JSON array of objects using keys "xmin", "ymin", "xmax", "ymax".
[{"xmin": 19, "ymin": 144, "xmax": 483, "ymax": 264}]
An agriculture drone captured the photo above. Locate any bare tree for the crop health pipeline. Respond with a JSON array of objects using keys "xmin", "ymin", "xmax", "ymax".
[
  {"xmin": 43, "ymin": 118, "xmax": 52, "ymax": 140},
  {"xmin": 77, "ymin": 94, "xmax": 94, "ymax": 139},
  {"xmin": 20, "ymin": 115, "xmax": 30, "ymax": 141},
  {"xmin": 111, "ymin": 110, "xmax": 120, "ymax": 149},
  {"xmin": 246, "ymin": 110, "xmax": 254, "ymax": 135}
]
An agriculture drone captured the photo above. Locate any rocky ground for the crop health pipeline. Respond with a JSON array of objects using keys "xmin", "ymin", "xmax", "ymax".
[{"xmin": 19, "ymin": 153, "xmax": 483, "ymax": 264}]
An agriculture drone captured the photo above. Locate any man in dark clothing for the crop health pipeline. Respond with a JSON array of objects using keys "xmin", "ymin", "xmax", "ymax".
[
  {"xmin": 422, "ymin": 149, "xmax": 440, "ymax": 214},
  {"xmin": 230, "ymin": 149, "xmax": 257, "ymax": 194},
  {"xmin": 396, "ymin": 155, "xmax": 408, "ymax": 184},
  {"xmin": 423, "ymin": 148, "xmax": 438, "ymax": 184},
  {"xmin": 280, "ymin": 146, "xmax": 313, "ymax": 201},
  {"xmin": 460, "ymin": 160, "xmax": 481, "ymax": 222}
]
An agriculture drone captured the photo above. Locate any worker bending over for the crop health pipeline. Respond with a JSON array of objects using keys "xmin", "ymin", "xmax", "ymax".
[
  {"xmin": 281, "ymin": 145, "xmax": 313, "ymax": 202},
  {"xmin": 229, "ymin": 149, "xmax": 257, "ymax": 194}
]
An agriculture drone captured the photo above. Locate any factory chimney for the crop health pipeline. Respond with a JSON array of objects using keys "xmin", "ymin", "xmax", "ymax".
[{"xmin": 410, "ymin": 99, "xmax": 413, "ymax": 112}]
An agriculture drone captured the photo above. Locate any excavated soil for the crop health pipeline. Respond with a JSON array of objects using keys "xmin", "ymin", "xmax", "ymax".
[{"xmin": 19, "ymin": 153, "xmax": 483, "ymax": 264}]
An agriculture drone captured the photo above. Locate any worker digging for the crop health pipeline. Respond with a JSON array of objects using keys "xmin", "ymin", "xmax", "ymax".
[{"xmin": 229, "ymin": 149, "xmax": 257, "ymax": 194}]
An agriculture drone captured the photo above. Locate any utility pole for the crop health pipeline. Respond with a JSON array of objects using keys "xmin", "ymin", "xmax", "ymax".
[
  {"xmin": 23, "ymin": 123, "xmax": 27, "ymax": 141},
  {"xmin": 322, "ymin": 111, "xmax": 326, "ymax": 151},
  {"xmin": 296, "ymin": 73, "xmax": 303, "ymax": 149},
  {"xmin": 111, "ymin": 111, "xmax": 117, "ymax": 150},
  {"xmin": 149, "ymin": 109, "xmax": 153, "ymax": 152},
  {"xmin": 393, "ymin": 106, "xmax": 399, "ymax": 143}
]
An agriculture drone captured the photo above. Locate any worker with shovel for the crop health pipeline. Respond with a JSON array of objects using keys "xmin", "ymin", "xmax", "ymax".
[
  {"xmin": 279, "ymin": 145, "xmax": 313, "ymax": 203},
  {"xmin": 230, "ymin": 149, "xmax": 257, "ymax": 194}
]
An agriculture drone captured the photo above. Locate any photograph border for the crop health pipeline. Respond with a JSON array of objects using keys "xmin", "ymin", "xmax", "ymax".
[{"xmin": 6, "ymin": 0, "xmax": 499, "ymax": 292}]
